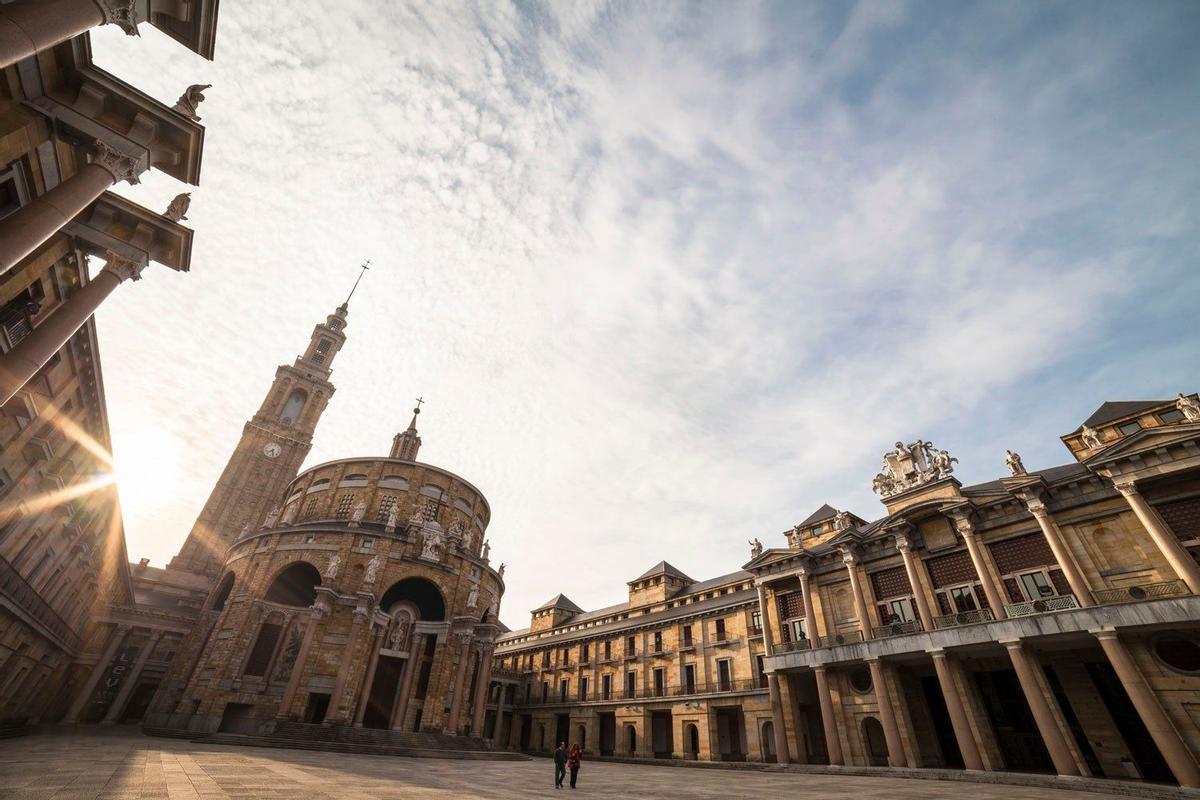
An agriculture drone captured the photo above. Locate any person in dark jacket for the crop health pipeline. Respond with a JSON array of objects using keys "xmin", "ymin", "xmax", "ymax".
[
  {"xmin": 567, "ymin": 743, "xmax": 582, "ymax": 788},
  {"xmin": 553, "ymin": 742, "xmax": 567, "ymax": 788}
]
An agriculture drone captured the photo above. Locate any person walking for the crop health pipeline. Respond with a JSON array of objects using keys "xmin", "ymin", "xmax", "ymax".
[
  {"xmin": 553, "ymin": 742, "xmax": 568, "ymax": 789},
  {"xmin": 567, "ymin": 743, "xmax": 582, "ymax": 789}
]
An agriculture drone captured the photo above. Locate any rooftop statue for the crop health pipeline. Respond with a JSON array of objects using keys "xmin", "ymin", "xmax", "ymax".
[{"xmin": 872, "ymin": 439, "xmax": 958, "ymax": 498}]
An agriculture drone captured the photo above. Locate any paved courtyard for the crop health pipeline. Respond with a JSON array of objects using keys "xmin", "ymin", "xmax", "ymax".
[{"xmin": 0, "ymin": 732, "xmax": 1130, "ymax": 800}]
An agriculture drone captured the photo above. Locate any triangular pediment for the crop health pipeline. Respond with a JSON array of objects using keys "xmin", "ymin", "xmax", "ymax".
[{"xmin": 1083, "ymin": 422, "xmax": 1200, "ymax": 466}]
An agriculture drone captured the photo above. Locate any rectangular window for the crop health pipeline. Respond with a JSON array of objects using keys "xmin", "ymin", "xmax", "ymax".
[
  {"xmin": 684, "ymin": 664, "xmax": 696, "ymax": 693},
  {"xmin": 885, "ymin": 597, "xmax": 916, "ymax": 623},
  {"xmin": 335, "ymin": 494, "xmax": 354, "ymax": 519},
  {"xmin": 561, "ymin": 647, "xmax": 569, "ymax": 665},
  {"xmin": 756, "ymin": 654, "xmax": 767, "ymax": 688},
  {"xmin": 948, "ymin": 585, "xmax": 979, "ymax": 612},
  {"xmin": 560, "ymin": 679, "xmax": 568, "ymax": 702},
  {"xmin": 790, "ymin": 619, "xmax": 807, "ymax": 641},
  {"xmin": 1118, "ymin": 420, "xmax": 1142, "ymax": 435},
  {"xmin": 715, "ymin": 618, "xmax": 727, "ymax": 642},
  {"xmin": 579, "ymin": 676, "xmax": 588, "ymax": 701},
  {"xmin": 541, "ymin": 682, "xmax": 548, "ymax": 703},
  {"xmin": 653, "ymin": 631, "xmax": 663, "ymax": 653},
  {"xmin": 1158, "ymin": 409, "xmax": 1185, "ymax": 424},
  {"xmin": 1019, "ymin": 570, "xmax": 1056, "ymax": 600},
  {"xmin": 626, "ymin": 635, "xmax": 636, "ymax": 656},
  {"xmin": 717, "ymin": 659, "xmax": 732, "ymax": 691},
  {"xmin": 625, "ymin": 671, "xmax": 636, "ymax": 698},
  {"xmin": 682, "ymin": 625, "xmax": 693, "ymax": 647},
  {"xmin": 604, "ymin": 640, "xmax": 612, "ymax": 660},
  {"xmin": 542, "ymin": 651, "xmax": 550, "ymax": 668},
  {"xmin": 751, "ymin": 611, "xmax": 762, "ymax": 633},
  {"xmin": 602, "ymin": 674, "xmax": 611, "ymax": 700},
  {"xmin": 581, "ymin": 643, "xmax": 590, "ymax": 662},
  {"xmin": 653, "ymin": 668, "xmax": 665, "ymax": 697}
]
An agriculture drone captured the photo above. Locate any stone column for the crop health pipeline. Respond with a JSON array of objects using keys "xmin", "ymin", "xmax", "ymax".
[
  {"xmin": 928, "ymin": 649, "xmax": 984, "ymax": 770},
  {"xmin": 756, "ymin": 583, "xmax": 791, "ymax": 763},
  {"xmin": 61, "ymin": 623, "xmax": 130, "ymax": 723},
  {"xmin": 470, "ymin": 642, "xmax": 496, "ymax": 737},
  {"xmin": 276, "ymin": 598, "xmax": 330, "ymax": 719},
  {"xmin": 865, "ymin": 658, "xmax": 907, "ymax": 767},
  {"xmin": 327, "ymin": 602, "xmax": 371, "ymax": 723},
  {"xmin": 0, "ymin": 252, "xmax": 147, "ymax": 405},
  {"xmin": 1114, "ymin": 479, "xmax": 1200, "ymax": 594},
  {"xmin": 1093, "ymin": 630, "xmax": 1200, "ymax": 788},
  {"xmin": 951, "ymin": 516, "xmax": 1006, "ymax": 618},
  {"xmin": 101, "ymin": 629, "xmax": 161, "ymax": 725},
  {"xmin": 0, "ymin": 0, "xmax": 138, "ymax": 70},
  {"xmin": 895, "ymin": 533, "xmax": 935, "ymax": 630},
  {"xmin": 797, "ymin": 567, "xmax": 819, "ymax": 638},
  {"xmin": 390, "ymin": 633, "xmax": 422, "ymax": 731},
  {"xmin": 0, "ymin": 143, "xmax": 141, "ymax": 278},
  {"xmin": 352, "ymin": 624, "xmax": 386, "ymax": 727},
  {"xmin": 840, "ymin": 549, "xmax": 874, "ymax": 638},
  {"xmin": 1001, "ymin": 639, "xmax": 1078, "ymax": 776},
  {"xmin": 508, "ymin": 702, "xmax": 523, "ymax": 750},
  {"xmin": 1022, "ymin": 493, "xmax": 1093, "ymax": 606},
  {"xmin": 445, "ymin": 631, "xmax": 474, "ymax": 734},
  {"xmin": 492, "ymin": 682, "xmax": 507, "ymax": 746},
  {"xmin": 813, "ymin": 665, "xmax": 843, "ymax": 765}
]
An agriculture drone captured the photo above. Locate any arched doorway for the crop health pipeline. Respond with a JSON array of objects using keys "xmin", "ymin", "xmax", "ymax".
[
  {"xmin": 762, "ymin": 720, "xmax": 777, "ymax": 762},
  {"xmin": 380, "ymin": 577, "xmax": 446, "ymax": 621},
  {"xmin": 576, "ymin": 723, "xmax": 587, "ymax": 751},
  {"xmin": 685, "ymin": 723, "xmax": 700, "ymax": 759},
  {"xmin": 264, "ymin": 561, "xmax": 321, "ymax": 606},
  {"xmin": 538, "ymin": 723, "xmax": 547, "ymax": 751},
  {"xmin": 862, "ymin": 717, "xmax": 888, "ymax": 766},
  {"xmin": 625, "ymin": 723, "xmax": 637, "ymax": 756}
]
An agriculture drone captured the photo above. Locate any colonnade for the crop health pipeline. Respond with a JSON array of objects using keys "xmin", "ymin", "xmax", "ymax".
[{"xmin": 753, "ymin": 483, "xmax": 1200, "ymax": 787}]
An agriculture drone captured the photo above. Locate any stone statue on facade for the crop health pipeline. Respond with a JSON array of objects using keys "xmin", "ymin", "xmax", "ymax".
[
  {"xmin": 263, "ymin": 505, "xmax": 281, "ymax": 529},
  {"xmin": 748, "ymin": 538, "xmax": 763, "ymax": 558},
  {"xmin": 325, "ymin": 554, "xmax": 341, "ymax": 580},
  {"xmin": 385, "ymin": 502, "xmax": 400, "ymax": 530},
  {"xmin": 489, "ymin": 592, "xmax": 499, "ymax": 619},
  {"xmin": 833, "ymin": 510, "xmax": 852, "ymax": 531},
  {"xmin": 1005, "ymin": 449, "xmax": 1027, "ymax": 476},
  {"xmin": 271, "ymin": 624, "xmax": 303, "ymax": 682},
  {"xmin": 498, "ymin": 562, "xmax": 506, "ymax": 576},
  {"xmin": 448, "ymin": 519, "xmax": 465, "ymax": 541},
  {"xmin": 482, "ymin": 540, "xmax": 491, "ymax": 561},
  {"xmin": 872, "ymin": 439, "xmax": 958, "ymax": 498},
  {"xmin": 364, "ymin": 554, "xmax": 381, "ymax": 585},
  {"xmin": 1177, "ymin": 393, "xmax": 1200, "ymax": 422},
  {"xmin": 172, "ymin": 84, "xmax": 211, "ymax": 121},
  {"xmin": 461, "ymin": 525, "xmax": 474, "ymax": 552},
  {"xmin": 281, "ymin": 502, "xmax": 298, "ymax": 526},
  {"xmin": 350, "ymin": 499, "xmax": 367, "ymax": 526},
  {"xmin": 237, "ymin": 522, "xmax": 251, "ymax": 541},
  {"xmin": 420, "ymin": 528, "xmax": 443, "ymax": 562},
  {"xmin": 467, "ymin": 584, "xmax": 479, "ymax": 608},
  {"xmin": 1080, "ymin": 424, "xmax": 1103, "ymax": 449},
  {"xmin": 164, "ymin": 192, "xmax": 191, "ymax": 222},
  {"xmin": 388, "ymin": 616, "xmax": 410, "ymax": 651}
]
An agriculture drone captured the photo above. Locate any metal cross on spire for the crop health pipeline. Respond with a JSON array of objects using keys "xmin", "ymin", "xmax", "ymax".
[
  {"xmin": 414, "ymin": 396, "xmax": 424, "ymax": 410},
  {"xmin": 344, "ymin": 259, "xmax": 371, "ymax": 306}
]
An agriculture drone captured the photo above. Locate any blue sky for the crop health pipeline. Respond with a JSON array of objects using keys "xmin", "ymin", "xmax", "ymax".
[{"xmin": 89, "ymin": 1, "xmax": 1199, "ymax": 628}]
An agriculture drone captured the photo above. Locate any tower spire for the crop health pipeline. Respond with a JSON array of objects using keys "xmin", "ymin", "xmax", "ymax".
[
  {"xmin": 390, "ymin": 397, "xmax": 424, "ymax": 461},
  {"xmin": 341, "ymin": 259, "xmax": 370, "ymax": 311}
]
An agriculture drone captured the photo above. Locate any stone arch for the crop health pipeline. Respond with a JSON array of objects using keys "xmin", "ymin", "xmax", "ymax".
[
  {"xmin": 264, "ymin": 561, "xmax": 321, "ymax": 607},
  {"xmin": 380, "ymin": 576, "xmax": 446, "ymax": 621},
  {"xmin": 685, "ymin": 723, "xmax": 699, "ymax": 756},
  {"xmin": 537, "ymin": 722, "xmax": 546, "ymax": 751},
  {"xmin": 761, "ymin": 720, "xmax": 776, "ymax": 762},
  {"xmin": 576, "ymin": 723, "xmax": 586, "ymax": 751},
  {"xmin": 279, "ymin": 388, "xmax": 307, "ymax": 425},
  {"xmin": 209, "ymin": 571, "xmax": 236, "ymax": 611},
  {"xmin": 625, "ymin": 723, "xmax": 637, "ymax": 755},
  {"xmin": 862, "ymin": 716, "xmax": 888, "ymax": 766}
]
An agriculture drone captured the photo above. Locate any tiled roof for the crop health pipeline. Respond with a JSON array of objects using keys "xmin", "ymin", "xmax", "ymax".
[
  {"xmin": 633, "ymin": 561, "xmax": 694, "ymax": 583},
  {"xmin": 532, "ymin": 594, "xmax": 584, "ymax": 613},
  {"xmin": 1081, "ymin": 400, "xmax": 1165, "ymax": 429},
  {"xmin": 961, "ymin": 462, "xmax": 1091, "ymax": 495},
  {"xmin": 796, "ymin": 503, "xmax": 837, "ymax": 528}
]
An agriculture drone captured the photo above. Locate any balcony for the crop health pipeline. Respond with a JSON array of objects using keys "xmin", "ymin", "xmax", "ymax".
[
  {"xmin": 0, "ymin": 556, "xmax": 80, "ymax": 652},
  {"xmin": 933, "ymin": 608, "xmax": 995, "ymax": 629},
  {"xmin": 814, "ymin": 630, "xmax": 863, "ymax": 648},
  {"xmin": 1094, "ymin": 580, "xmax": 1188, "ymax": 605},
  {"xmin": 871, "ymin": 619, "xmax": 923, "ymax": 639},
  {"xmin": 516, "ymin": 678, "xmax": 768, "ymax": 706},
  {"xmin": 772, "ymin": 638, "xmax": 813, "ymax": 655},
  {"xmin": 1004, "ymin": 594, "xmax": 1079, "ymax": 618},
  {"xmin": 651, "ymin": 647, "xmax": 675, "ymax": 659},
  {"xmin": 711, "ymin": 636, "xmax": 742, "ymax": 648},
  {"xmin": 623, "ymin": 652, "xmax": 638, "ymax": 661}
]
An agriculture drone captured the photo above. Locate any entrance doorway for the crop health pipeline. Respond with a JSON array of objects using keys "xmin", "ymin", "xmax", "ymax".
[
  {"xmin": 303, "ymin": 693, "xmax": 329, "ymax": 724},
  {"xmin": 625, "ymin": 723, "xmax": 637, "ymax": 756},
  {"xmin": 920, "ymin": 675, "xmax": 964, "ymax": 768},
  {"xmin": 974, "ymin": 669, "xmax": 1053, "ymax": 773},
  {"xmin": 363, "ymin": 656, "xmax": 405, "ymax": 729},
  {"xmin": 599, "ymin": 712, "xmax": 616, "ymax": 756},
  {"xmin": 686, "ymin": 723, "xmax": 700, "ymax": 758},
  {"xmin": 862, "ymin": 717, "xmax": 888, "ymax": 766},
  {"xmin": 1086, "ymin": 661, "xmax": 1173, "ymax": 783},
  {"xmin": 651, "ymin": 711, "xmax": 673, "ymax": 758},
  {"xmin": 762, "ymin": 721, "xmax": 777, "ymax": 763},
  {"xmin": 555, "ymin": 713, "xmax": 570, "ymax": 749},
  {"xmin": 715, "ymin": 707, "xmax": 745, "ymax": 761},
  {"xmin": 218, "ymin": 702, "xmax": 255, "ymax": 733}
]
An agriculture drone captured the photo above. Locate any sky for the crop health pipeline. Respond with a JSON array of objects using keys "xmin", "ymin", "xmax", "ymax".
[{"xmin": 88, "ymin": 1, "xmax": 1200, "ymax": 631}]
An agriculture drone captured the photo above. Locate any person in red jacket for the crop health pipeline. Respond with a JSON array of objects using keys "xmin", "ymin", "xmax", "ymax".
[{"xmin": 567, "ymin": 743, "xmax": 582, "ymax": 788}]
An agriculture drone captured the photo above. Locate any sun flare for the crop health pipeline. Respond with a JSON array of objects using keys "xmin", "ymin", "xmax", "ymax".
[{"xmin": 112, "ymin": 427, "xmax": 183, "ymax": 512}]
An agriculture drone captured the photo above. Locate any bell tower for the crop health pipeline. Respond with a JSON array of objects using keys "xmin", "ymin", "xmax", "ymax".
[{"xmin": 169, "ymin": 300, "xmax": 352, "ymax": 579}]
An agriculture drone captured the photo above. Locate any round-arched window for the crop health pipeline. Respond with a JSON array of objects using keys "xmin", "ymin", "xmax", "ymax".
[
  {"xmin": 848, "ymin": 665, "xmax": 873, "ymax": 694},
  {"xmin": 1153, "ymin": 635, "xmax": 1200, "ymax": 674}
]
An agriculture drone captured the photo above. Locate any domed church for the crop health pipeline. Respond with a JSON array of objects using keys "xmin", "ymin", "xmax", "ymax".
[{"xmin": 140, "ymin": 296, "xmax": 507, "ymax": 741}]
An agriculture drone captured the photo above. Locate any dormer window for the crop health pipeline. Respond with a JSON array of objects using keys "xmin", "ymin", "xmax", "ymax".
[
  {"xmin": 1118, "ymin": 421, "xmax": 1142, "ymax": 436},
  {"xmin": 1158, "ymin": 409, "xmax": 1184, "ymax": 424}
]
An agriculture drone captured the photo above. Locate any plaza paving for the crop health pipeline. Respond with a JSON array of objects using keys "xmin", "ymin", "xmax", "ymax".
[{"xmin": 0, "ymin": 731, "xmax": 1140, "ymax": 800}]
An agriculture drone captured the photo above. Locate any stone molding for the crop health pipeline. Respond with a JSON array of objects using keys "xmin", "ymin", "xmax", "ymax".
[
  {"xmin": 96, "ymin": 0, "xmax": 141, "ymax": 36},
  {"xmin": 90, "ymin": 140, "xmax": 142, "ymax": 184}
]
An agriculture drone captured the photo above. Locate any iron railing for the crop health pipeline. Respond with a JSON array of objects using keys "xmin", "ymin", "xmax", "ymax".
[
  {"xmin": 932, "ymin": 608, "xmax": 994, "ymax": 629},
  {"xmin": 518, "ymin": 678, "xmax": 767, "ymax": 706},
  {"xmin": 772, "ymin": 638, "xmax": 813, "ymax": 655},
  {"xmin": 871, "ymin": 619, "xmax": 923, "ymax": 639},
  {"xmin": 1004, "ymin": 594, "xmax": 1079, "ymax": 618},
  {"xmin": 1094, "ymin": 580, "xmax": 1188, "ymax": 605}
]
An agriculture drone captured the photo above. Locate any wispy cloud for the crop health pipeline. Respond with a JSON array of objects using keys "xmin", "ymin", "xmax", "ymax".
[{"xmin": 89, "ymin": 0, "xmax": 1200, "ymax": 627}]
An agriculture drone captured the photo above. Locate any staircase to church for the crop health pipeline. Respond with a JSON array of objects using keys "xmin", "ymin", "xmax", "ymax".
[{"xmin": 196, "ymin": 721, "xmax": 529, "ymax": 761}]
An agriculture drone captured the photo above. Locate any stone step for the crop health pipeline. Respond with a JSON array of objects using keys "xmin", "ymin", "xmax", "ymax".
[{"xmin": 198, "ymin": 732, "xmax": 530, "ymax": 761}]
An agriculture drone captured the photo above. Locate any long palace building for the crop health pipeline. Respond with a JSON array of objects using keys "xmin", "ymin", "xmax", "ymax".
[{"xmin": 490, "ymin": 394, "xmax": 1200, "ymax": 788}]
